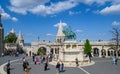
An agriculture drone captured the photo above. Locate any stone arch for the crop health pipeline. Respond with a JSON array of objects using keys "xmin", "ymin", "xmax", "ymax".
[
  {"xmin": 35, "ymin": 45, "xmax": 51, "ymax": 55},
  {"xmin": 50, "ymin": 48, "xmax": 54, "ymax": 54},
  {"xmin": 107, "ymin": 48, "xmax": 114, "ymax": 57},
  {"xmin": 93, "ymin": 48, "xmax": 99, "ymax": 57},
  {"xmin": 38, "ymin": 47, "xmax": 47, "ymax": 55},
  {"xmin": 118, "ymin": 49, "xmax": 120, "ymax": 56},
  {"xmin": 101, "ymin": 49, "xmax": 106, "ymax": 57}
]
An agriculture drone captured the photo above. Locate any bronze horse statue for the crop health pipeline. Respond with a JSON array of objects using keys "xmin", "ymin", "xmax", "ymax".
[{"xmin": 63, "ymin": 26, "xmax": 76, "ymax": 40}]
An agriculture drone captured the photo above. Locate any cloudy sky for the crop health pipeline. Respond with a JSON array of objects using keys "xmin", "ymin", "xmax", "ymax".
[{"xmin": 0, "ymin": 0, "xmax": 120, "ymax": 43}]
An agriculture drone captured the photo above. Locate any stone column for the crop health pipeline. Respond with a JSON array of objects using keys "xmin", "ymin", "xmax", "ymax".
[
  {"xmin": 106, "ymin": 49, "xmax": 108, "ymax": 58},
  {"xmin": 99, "ymin": 49, "xmax": 102, "ymax": 57}
]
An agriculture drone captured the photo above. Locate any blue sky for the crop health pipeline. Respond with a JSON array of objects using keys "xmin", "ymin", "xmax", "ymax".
[{"xmin": 0, "ymin": 0, "xmax": 120, "ymax": 43}]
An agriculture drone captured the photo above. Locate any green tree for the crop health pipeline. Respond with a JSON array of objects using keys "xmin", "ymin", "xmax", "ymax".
[
  {"xmin": 37, "ymin": 48, "xmax": 46, "ymax": 55},
  {"xmin": 84, "ymin": 39, "xmax": 92, "ymax": 54},
  {"xmin": 4, "ymin": 33, "xmax": 17, "ymax": 43}
]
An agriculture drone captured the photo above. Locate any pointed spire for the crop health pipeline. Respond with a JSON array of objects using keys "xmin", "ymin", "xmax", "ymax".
[
  {"xmin": 10, "ymin": 28, "xmax": 15, "ymax": 33},
  {"xmin": 18, "ymin": 31, "xmax": 23, "ymax": 40},
  {"xmin": 56, "ymin": 20, "xmax": 65, "ymax": 36},
  {"xmin": 16, "ymin": 31, "xmax": 23, "ymax": 43}
]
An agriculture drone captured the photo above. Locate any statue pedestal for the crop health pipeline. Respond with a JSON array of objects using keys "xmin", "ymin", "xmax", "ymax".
[{"xmin": 59, "ymin": 41, "xmax": 84, "ymax": 62}]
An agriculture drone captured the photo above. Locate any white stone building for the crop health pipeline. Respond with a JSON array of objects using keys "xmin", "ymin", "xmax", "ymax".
[{"xmin": 23, "ymin": 21, "xmax": 120, "ymax": 62}]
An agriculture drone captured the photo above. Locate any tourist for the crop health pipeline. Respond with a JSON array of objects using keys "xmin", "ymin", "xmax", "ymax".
[
  {"xmin": 112, "ymin": 57, "xmax": 116, "ymax": 64},
  {"xmin": 61, "ymin": 62, "xmax": 64, "ymax": 72},
  {"xmin": 115, "ymin": 57, "xmax": 118, "ymax": 65},
  {"xmin": 75, "ymin": 58, "xmax": 79, "ymax": 67},
  {"xmin": 88, "ymin": 53, "xmax": 92, "ymax": 62},
  {"xmin": 6, "ymin": 60, "xmax": 10, "ymax": 74},
  {"xmin": 23, "ymin": 60, "xmax": 29, "ymax": 71},
  {"xmin": 56, "ymin": 62, "xmax": 60, "ymax": 74},
  {"xmin": 32, "ymin": 54, "xmax": 35, "ymax": 62},
  {"xmin": 44, "ymin": 61, "xmax": 48, "ymax": 71},
  {"xmin": 24, "ymin": 60, "xmax": 29, "ymax": 74}
]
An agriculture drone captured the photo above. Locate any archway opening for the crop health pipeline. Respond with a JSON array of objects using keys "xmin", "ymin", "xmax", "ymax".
[
  {"xmin": 93, "ymin": 48, "xmax": 99, "ymax": 57},
  {"xmin": 101, "ymin": 49, "xmax": 106, "ymax": 58},
  {"xmin": 37, "ymin": 47, "xmax": 46, "ymax": 55}
]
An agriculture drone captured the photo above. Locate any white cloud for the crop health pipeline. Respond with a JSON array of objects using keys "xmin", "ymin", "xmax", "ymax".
[
  {"xmin": 8, "ymin": 0, "xmax": 78, "ymax": 15},
  {"xmin": 100, "ymin": 4, "xmax": 120, "ymax": 14},
  {"xmin": 12, "ymin": 17, "xmax": 18, "ymax": 22},
  {"xmin": 112, "ymin": 21, "xmax": 120, "ymax": 26},
  {"xmin": 0, "ymin": 6, "xmax": 18, "ymax": 21},
  {"xmin": 75, "ymin": 29, "xmax": 83, "ymax": 33},
  {"xmin": 69, "ymin": 11, "xmax": 81, "ymax": 15},
  {"xmin": 8, "ymin": 0, "xmax": 120, "ymax": 15},
  {"xmin": 79, "ymin": 0, "xmax": 109, "ymax": 5},
  {"xmin": 46, "ymin": 33, "xmax": 55, "ymax": 36},
  {"xmin": 53, "ymin": 22, "xmax": 67, "ymax": 27}
]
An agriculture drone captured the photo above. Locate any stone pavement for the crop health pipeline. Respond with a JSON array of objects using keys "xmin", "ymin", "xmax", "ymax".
[{"xmin": 1, "ymin": 56, "xmax": 120, "ymax": 74}]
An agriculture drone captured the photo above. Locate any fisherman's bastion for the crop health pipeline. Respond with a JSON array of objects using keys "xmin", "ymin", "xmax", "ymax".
[{"xmin": 0, "ymin": 14, "xmax": 120, "ymax": 62}]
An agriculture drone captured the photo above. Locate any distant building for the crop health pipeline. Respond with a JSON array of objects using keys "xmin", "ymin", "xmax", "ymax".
[
  {"xmin": 0, "ymin": 14, "xmax": 4, "ymax": 56},
  {"xmin": 4, "ymin": 29, "xmax": 24, "ymax": 54}
]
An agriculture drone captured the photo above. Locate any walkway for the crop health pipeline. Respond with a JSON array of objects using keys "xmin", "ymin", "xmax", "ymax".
[{"xmin": 1, "ymin": 57, "xmax": 120, "ymax": 74}]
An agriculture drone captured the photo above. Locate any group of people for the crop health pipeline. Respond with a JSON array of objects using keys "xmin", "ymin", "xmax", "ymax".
[
  {"xmin": 32, "ymin": 54, "xmax": 49, "ymax": 71},
  {"xmin": 56, "ymin": 61, "xmax": 64, "ymax": 74}
]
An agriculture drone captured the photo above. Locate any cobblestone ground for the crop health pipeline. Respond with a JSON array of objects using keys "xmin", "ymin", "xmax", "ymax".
[{"xmin": 6, "ymin": 57, "xmax": 120, "ymax": 74}]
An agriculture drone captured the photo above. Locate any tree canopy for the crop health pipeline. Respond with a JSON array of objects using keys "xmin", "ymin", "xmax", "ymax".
[
  {"xmin": 84, "ymin": 39, "xmax": 92, "ymax": 54},
  {"xmin": 4, "ymin": 33, "xmax": 17, "ymax": 43}
]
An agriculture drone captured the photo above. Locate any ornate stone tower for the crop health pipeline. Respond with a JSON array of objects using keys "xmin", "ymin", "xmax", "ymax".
[
  {"xmin": 0, "ymin": 14, "xmax": 4, "ymax": 56},
  {"xmin": 16, "ymin": 31, "xmax": 24, "ymax": 47},
  {"xmin": 56, "ymin": 21, "xmax": 65, "ymax": 43}
]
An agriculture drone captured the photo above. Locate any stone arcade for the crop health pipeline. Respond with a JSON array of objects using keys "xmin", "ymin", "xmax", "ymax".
[{"xmin": 24, "ymin": 21, "xmax": 120, "ymax": 62}]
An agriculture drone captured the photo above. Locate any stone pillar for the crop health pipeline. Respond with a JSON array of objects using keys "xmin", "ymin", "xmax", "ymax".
[
  {"xmin": 106, "ymin": 49, "xmax": 108, "ymax": 57},
  {"xmin": 99, "ymin": 49, "xmax": 102, "ymax": 57},
  {"xmin": 70, "ymin": 44, "xmax": 72, "ymax": 49}
]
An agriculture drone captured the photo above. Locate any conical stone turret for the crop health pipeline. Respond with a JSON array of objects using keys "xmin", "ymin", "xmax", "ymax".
[{"xmin": 56, "ymin": 21, "xmax": 65, "ymax": 43}]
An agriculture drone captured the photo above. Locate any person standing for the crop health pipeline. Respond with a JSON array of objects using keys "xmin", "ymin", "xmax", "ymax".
[
  {"xmin": 115, "ymin": 57, "xmax": 118, "ymax": 65},
  {"xmin": 75, "ymin": 58, "xmax": 79, "ymax": 67},
  {"xmin": 32, "ymin": 54, "xmax": 35, "ymax": 62},
  {"xmin": 44, "ymin": 61, "xmax": 48, "ymax": 71},
  {"xmin": 61, "ymin": 62, "xmax": 64, "ymax": 72},
  {"xmin": 6, "ymin": 60, "xmax": 10, "ymax": 74},
  {"xmin": 56, "ymin": 62, "xmax": 60, "ymax": 74}
]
